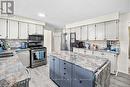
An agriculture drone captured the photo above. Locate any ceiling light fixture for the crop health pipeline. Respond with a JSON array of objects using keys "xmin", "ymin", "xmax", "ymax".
[{"xmin": 38, "ymin": 13, "xmax": 46, "ymax": 18}]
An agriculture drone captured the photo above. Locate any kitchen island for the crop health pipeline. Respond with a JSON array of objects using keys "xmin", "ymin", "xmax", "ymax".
[
  {"xmin": 0, "ymin": 51, "xmax": 30, "ymax": 87},
  {"xmin": 49, "ymin": 51, "xmax": 111, "ymax": 87}
]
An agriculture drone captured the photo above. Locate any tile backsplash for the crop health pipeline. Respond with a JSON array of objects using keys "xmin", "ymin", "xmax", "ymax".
[{"xmin": 5, "ymin": 40, "xmax": 27, "ymax": 49}]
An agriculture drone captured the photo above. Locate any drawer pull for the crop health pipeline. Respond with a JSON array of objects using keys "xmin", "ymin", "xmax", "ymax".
[
  {"xmin": 64, "ymin": 63, "xmax": 66, "ymax": 65},
  {"xmin": 64, "ymin": 68, "xmax": 66, "ymax": 69},
  {"xmin": 79, "ymin": 80, "xmax": 82, "ymax": 83},
  {"xmin": 53, "ymin": 59, "xmax": 55, "ymax": 60},
  {"xmin": 64, "ymin": 73, "xmax": 66, "ymax": 75}
]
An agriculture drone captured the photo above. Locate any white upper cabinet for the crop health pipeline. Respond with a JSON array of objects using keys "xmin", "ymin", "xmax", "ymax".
[
  {"xmin": 19, "ymin": 22, "xmax": 28, "ymax": 39},
  {"xmin": 8, "ymin": 20, "xmax": 18, "ymax": 39},
  {"xmin": 63, "ymin": 29, "xmax": 66, "ymax": 33},
  {"xmin": 66, "ymin": 28, "xmax": 71, "ymax": 34},
  {"xmin": 0, "ymin": 19, "xmax": 7, "ymax": 39},
  {"xmin": 95, "ymin": 23, "xmax": 105, "ymax": 40},
  {"xmin": 81, "ymin": 26, "xmax": 88, "ymax": 40},
  {"xmin": 105, "ymin": 21, "xmax": 119, "ymax": 40},
  {"xmin": 36, "ymin": 25, "xmax": 43, "ymax": 35},
  {"xmin": 28, "ymin": 24, "xmax": 36, "ymax": 35},
  {"xmin": 88, "ymin": 24, "xmax": 96, "ymax": 40}
]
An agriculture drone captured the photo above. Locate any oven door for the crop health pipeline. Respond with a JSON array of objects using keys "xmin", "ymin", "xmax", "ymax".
[{"xmin": 30, "ymin": 48, "xmax": 46, "ymax": 67}]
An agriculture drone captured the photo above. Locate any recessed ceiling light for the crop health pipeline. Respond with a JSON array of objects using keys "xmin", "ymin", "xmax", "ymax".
[{"xmin": 38, "ymin": 13, "xmax": 46, "ymax": 18}]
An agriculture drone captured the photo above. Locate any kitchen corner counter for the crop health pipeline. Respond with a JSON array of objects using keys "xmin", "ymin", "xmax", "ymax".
[{"xmin": 0, "ymin": 51, "xmax": 30, "ymax": 86}]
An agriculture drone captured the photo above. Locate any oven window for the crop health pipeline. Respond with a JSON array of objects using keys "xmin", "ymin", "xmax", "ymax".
[{"xmin": 33, "ymin": 51, "xmax": 45, "ymax": 61}]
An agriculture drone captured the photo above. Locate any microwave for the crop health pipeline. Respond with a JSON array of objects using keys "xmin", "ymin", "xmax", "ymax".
[{"xmin": 29, "ymin": 35, "xmax": 43, "ymax": 41}]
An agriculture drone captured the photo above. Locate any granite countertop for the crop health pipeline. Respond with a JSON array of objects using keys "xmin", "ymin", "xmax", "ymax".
[
  {"xmin": 73, "ymin": 47, "xmax": 119, "ymax": 55},
  {"xmin": 0, "ymin": 51, "xmax": 30, "ymax": 86},
  {"xmin": 50, "ymin": 51, "xmax": 109, "ymax": 73}
]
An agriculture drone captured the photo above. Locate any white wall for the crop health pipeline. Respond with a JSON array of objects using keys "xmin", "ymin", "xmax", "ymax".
[
  {"xmin": 118, "ymin": 12, "xmax": 130, "ymax": 74},
  {"xmin": 44, "ymin": 30, "xmax": 52, "ymax": 54}
]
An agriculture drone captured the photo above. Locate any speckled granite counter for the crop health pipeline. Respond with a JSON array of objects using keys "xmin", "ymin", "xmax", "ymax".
[
  {"xmin": 0, "ymin": 51, "xmax": 30, "ymax": 87},
  {"xmin": 51, "ymin": 51, "xmax": 108, "ymax": 72}
]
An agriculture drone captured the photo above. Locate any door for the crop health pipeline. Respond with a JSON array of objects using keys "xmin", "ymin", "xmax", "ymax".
[
  {"xmin": 29, "ymin": 23, "xmax": 36, "ymax": 35},
  {"xmin": 81, "ymin": 26, "xmax": 88, "ymax": 40},
  {"xmin": 8, "ymin": 20, "xmax": 18, "ymax": 39},
  {"xmin": 0, "ymin": 19, "xmax": 7, "ymax": 39},
  {"xmin": 19, "ymin": 22, "xmax": 28, "ymax": 39},
  {"xmin": 105, "ymin": 21, "xmax": 119, "ymax": 40},
  {"xmin": 88, "ymin": 24, "xmax": 96, "ymax": 40},
  {"xmin": 96, "ymin": 23, "xmax": 105, "ymax": 40}
]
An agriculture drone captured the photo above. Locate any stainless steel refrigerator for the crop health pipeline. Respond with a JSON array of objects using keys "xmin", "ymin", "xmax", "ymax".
[{"xmin": 61, "ymin": 33, "xmax": 76, "ymax": 51}]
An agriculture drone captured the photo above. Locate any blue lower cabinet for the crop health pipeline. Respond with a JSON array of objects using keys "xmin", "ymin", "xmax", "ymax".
[
  {"xmin": 50, "ymin": 57, "xmax": 95, "ymax": 87},
  {"xmin": 49, "ymin": 56, "xmax": 61, "ymax": 86},
  {"xmin": 60, "ymin": 60, "xmax": 72, "ymax": 87},
  {"xmin": 49, "ymin": 57, "xmax": 55, "ymax": 80},
  {"xmin": 54, "ymin": 57, "xmax": 61, "ymax": 86},
  {"xmin": 74, "ymin": 65, "xmax": 95, "ymax": 87}
]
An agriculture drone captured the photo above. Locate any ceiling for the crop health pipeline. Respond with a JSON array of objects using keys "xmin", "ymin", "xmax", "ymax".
[{"xmin": 14, "ymin": 0, "xmax": 130, "ymax": 28}]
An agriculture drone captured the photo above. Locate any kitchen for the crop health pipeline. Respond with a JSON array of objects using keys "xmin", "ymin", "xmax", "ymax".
[{"xmin": 0, "ymin": 0, "xmax": 130, "ymax": 87}]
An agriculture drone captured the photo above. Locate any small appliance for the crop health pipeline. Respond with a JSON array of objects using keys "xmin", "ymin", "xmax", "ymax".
[{"xmin": 20, "ymin": 42, "xmax": 28, "ymax": 49}]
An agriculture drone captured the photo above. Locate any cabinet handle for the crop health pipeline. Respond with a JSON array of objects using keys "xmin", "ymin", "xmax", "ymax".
[
  {"xmin": 64, "ymin": 68, "xmax": 66, "ymax": 69},
  {"xmin": 64, "ymin": 63, "xmax": 66, "ymax": 65},
  {"xmin": 79, "ymin": 80, "xmax": 82, "ymax": 83},
  {"xmin": 53, "ymin": 59, "xmax": 55, "ymax": 61},
  {"xmin": 64, "ymin": 73, "xmax": 66, "ymax": 75}
]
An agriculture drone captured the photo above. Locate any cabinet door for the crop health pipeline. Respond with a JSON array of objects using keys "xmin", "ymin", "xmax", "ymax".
[
  {"xmin": 17, "ymin": 51, "xmax": 30, "ymax": 67},
  {"xmin": 19, "ymin": 22, "xmax": 28, "ymax": 39},
  {"xmin": 66, "ymin": 28, "xmax": 71, "ymax": 34},
  {"xmin": 8, "ymin": 20, "xmax": 18, "ymax": 39},
  {"xmin": 96, "ymin": 23, "xmax": 105, "ymax": 40},
  {"xmin": 36, "ymin": 25, "xmax": 43, "ymax": 35},
  {"xmin": 81, "ymin": 26, "xmax": 88, "ymax": 40},
  {"xmin": 88, "ymin": 24, "xmax": 96, "ymax": 40},
  {"xmin": 72, "ymin": 65, "xmax": 95, "ymax": 87},
  {"xmin": 49, "ymin": 56, "xmax": 55, "ymax": 80},
  {"xmin": 103, "ymin": 53, "xmax": 118, "ymax": 74},
  {"xmin": 60, "ymin": 60, "xmax": 72, "ymax": 87},
  {"xmin": 28, "ymin": 24, "xmax": 36, "ymax": 35},
  {"xmin": 54, "ymin": 57, "xmax": 61, "ymax": 85},
  {"xmin": 0, "ymin": 19, "xmax": 7, "ymax": 39},
  {"xmin": 105, "ymin": 21, "xmax": 119, "ymax": 40}
]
